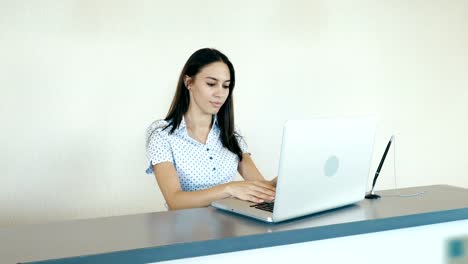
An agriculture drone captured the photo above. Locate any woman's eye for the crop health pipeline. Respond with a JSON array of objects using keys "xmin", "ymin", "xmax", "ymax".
[
  {"xmin": 223, "ymin": 86, "xmax": 229, "ymax": 89},
  {"xmin": 207, "ymin": 83, "xmax": 216, "ymax": 87}
]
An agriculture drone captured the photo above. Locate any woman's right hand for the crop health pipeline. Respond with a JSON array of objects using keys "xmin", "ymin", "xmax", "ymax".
[{"xmin": 225, "ymin": 181, "xmax": 276, "ymax": 203}]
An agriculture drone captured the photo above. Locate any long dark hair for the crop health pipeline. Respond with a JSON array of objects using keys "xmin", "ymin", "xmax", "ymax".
[{"xmin": 164, "ymin": 48, "xmax": 243, "ymax": 161}]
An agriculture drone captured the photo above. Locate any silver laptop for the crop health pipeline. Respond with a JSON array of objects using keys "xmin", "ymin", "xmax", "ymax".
[{"xmin": 211, "ymin": 117, "xmax": 376, "ymax": 223}]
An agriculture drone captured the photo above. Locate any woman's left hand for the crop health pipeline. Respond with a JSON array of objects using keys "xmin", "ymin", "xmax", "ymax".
[{"xmin": 269, "ymin": 176, "xmax": 278, "ymax": 187}]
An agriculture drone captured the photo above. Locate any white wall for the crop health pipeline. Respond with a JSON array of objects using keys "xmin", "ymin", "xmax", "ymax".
[{"xmin": 1, "ymin": 0, "xmax": 467, "ymax": 227}]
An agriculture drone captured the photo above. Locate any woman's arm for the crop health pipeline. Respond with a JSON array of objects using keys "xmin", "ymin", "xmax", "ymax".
[
  {"xmin": 153, "ymin": 162, "xmax": 276, "ymax": 210},
  {"xmin": 238, "ymin": 153, "xmax": 277, "ymax": 187}
]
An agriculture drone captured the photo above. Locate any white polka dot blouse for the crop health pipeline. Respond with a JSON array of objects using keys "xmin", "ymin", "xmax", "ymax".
[{"xmin": 146, "ymin": 115, "xmax": 249, "ymax": 192}]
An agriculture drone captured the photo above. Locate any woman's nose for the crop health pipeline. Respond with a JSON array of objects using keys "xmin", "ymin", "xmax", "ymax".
[{"xmin": 214, "ymin": 85, "xmax": 228, "ymax": 97}]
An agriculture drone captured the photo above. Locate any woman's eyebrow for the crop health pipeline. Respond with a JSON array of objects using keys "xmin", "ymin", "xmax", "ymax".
[{"xmin": 205, "ymin": 76, "xmax": 230, "ymax": 82}]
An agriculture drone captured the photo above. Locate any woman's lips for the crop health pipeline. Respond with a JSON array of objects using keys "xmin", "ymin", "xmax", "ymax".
[{"xmin": 211, "ymin": 102, "xmax": 223, "ymax": 108}]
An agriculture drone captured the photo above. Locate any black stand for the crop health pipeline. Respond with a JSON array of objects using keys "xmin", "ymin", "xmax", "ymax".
[
  {"xmin": 365, "ymin": 135, "xmax": 394, "ymax": 200},
  {"xmin": 365, "ymin": 193, "xmax": 381, "ymax": 199}
]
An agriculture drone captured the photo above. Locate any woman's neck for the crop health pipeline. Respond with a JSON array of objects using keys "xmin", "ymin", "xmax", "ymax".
[{"xmin": 184, "ymin": 111, "xmax": 213, "ymax": 130}]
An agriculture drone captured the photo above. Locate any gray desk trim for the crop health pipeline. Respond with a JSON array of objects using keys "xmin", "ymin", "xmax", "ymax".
[
  {"xmin": 4, "ymin": 185, "xmax": 468, "ymax": 264},
  {"xmin": 28, "ymin": 208, "xmax": 468, "ymax": 264}
]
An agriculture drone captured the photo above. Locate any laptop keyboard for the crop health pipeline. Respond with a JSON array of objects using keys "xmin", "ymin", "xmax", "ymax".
[{"xmin": 250, "ymin": 201, "xmax": 275, "ymax": 212}]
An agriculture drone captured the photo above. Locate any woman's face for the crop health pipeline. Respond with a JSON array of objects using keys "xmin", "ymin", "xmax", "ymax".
[{"xmin": 185, "ymin": 61, "xmax": 231, "ymax": 115}]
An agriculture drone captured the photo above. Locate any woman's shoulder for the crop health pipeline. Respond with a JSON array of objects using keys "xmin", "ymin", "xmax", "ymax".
[
  {"xmin": 147, "ymin": 119, "xmax": 169, "ymax": 130},
  {"xmin": 146, "ymin": 119, "xmax": 171, "ymax": 140},
  {"xmin": 233, "ymin": 125, "xmax": 245, "ymax": 137}
]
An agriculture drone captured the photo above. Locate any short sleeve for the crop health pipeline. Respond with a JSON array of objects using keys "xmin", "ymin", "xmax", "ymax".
[
  {"xmin": 234, "ymin": 127, "xmax": 249, "ymax": 154},
  {"xmin": 145, "ymin": 124, "xmax": 174, "ymax": 174}
]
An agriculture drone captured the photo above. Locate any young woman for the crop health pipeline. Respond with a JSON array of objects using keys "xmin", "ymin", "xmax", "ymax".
[{"xmin": 146, "ymin": 48, "xmax": 276, "ymax": 210}]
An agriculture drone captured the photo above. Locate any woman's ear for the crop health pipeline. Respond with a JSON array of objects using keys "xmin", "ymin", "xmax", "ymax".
[{"xmin": 184, "ymin": 75, "xmax": 192, "ymax": 90}]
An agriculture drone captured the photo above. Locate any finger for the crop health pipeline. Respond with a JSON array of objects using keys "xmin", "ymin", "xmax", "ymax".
[
  {"xmin": 248, "ymin": 184, "xmax": 275, "ymax": 197},
  {"xmin": 249, "ymin": 189, "xmax": 275, "ymax": 201},
  {"xmin": 254, "ymin": 183, "xmax": 276, "ymax": 195},
  {"xmin": 243, "ymin": 194, "xmax": 264, "ymax": 203},
  {"xmin": 252, "ymin": 181, "xmax": 276, "ymax": 191},
  {"xmin": 263, "ymin": 180, "xmax": 277, "ymax": 188}
]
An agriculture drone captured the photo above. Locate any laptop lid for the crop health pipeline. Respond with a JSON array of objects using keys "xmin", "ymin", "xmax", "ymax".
[
  {"xmin": 272, "ymin": 117, "xmax": 376, "ymax": 222},
  {"xmin": 211, "ymin": 117, "xmax": 376, "ymax": 223}
]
